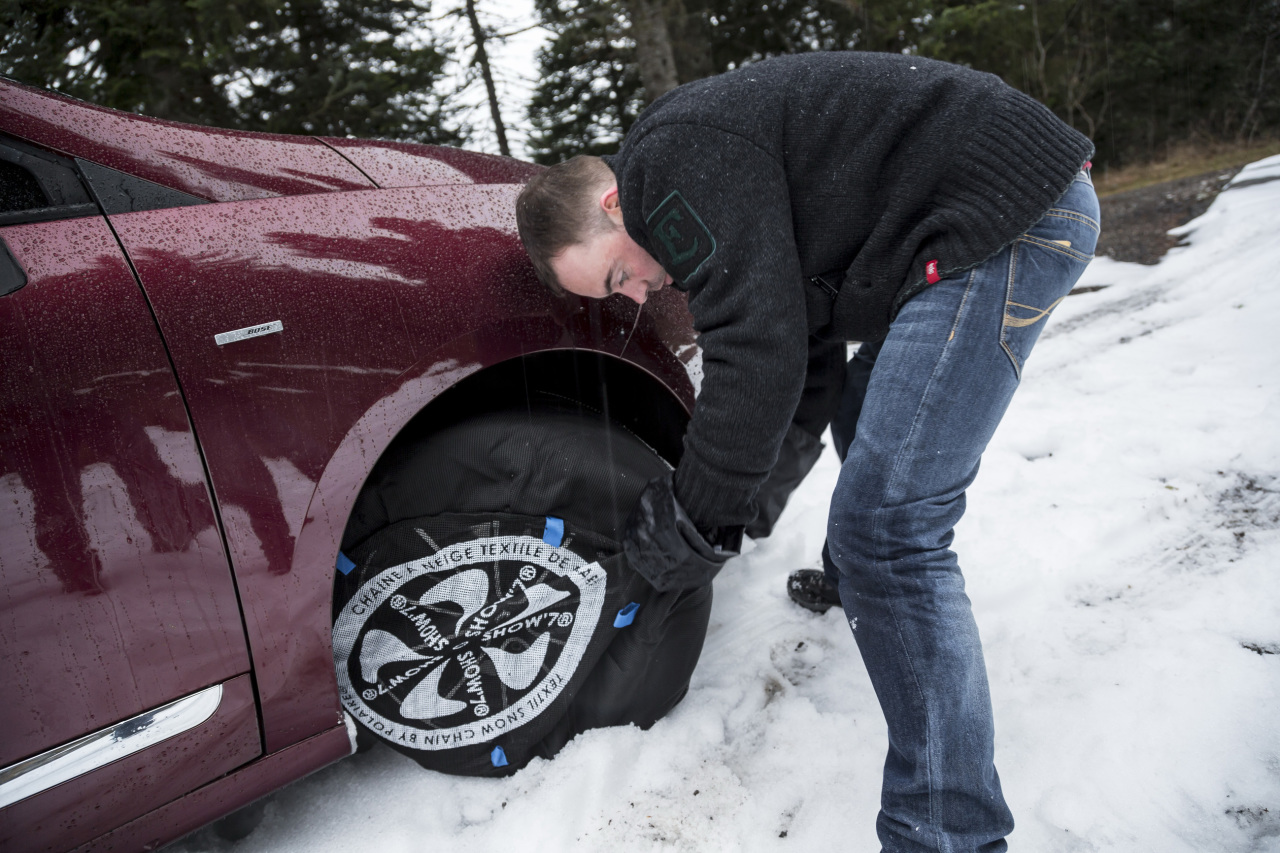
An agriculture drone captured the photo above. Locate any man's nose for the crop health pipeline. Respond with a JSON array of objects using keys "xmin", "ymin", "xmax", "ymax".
[{"xmin": 619, "ymin": 280, "xmax": 648, "ymax": 304}]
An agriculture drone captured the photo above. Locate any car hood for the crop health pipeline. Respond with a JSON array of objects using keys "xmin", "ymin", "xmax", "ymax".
[{"xmin": 0, "ymin": 77, "xmax": 538, "ymax": 203}]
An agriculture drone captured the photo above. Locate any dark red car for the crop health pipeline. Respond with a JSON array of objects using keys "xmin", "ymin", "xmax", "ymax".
[{"xmin": 0, "ymin": 77, "xmax": 701, "ymax": 851}]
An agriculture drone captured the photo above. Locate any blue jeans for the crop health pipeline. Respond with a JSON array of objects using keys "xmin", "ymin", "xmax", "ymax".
[{"xmin": 825, "ymin": 171, "xmax": 1099, "ymax": 852}]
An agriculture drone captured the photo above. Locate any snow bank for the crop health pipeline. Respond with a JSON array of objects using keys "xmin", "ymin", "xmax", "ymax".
[{"xmin": 169, "ymin": 157, "xmax": 1280, "ymax": 852}]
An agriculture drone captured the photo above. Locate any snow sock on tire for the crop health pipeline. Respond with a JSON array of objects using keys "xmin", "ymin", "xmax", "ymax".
[{"xmin": 333, "ymin": 407, "xmax": 712, "ymax": 776}]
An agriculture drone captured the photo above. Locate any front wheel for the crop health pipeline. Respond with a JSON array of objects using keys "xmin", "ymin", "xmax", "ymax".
[{"xmin": 332, "ymin": 406, "xmax": 712, "ymax": 775}]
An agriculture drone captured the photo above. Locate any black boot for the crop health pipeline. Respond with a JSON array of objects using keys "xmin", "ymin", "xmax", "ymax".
[{"xmin": 786, "ymin": 569, "xmax": 841, "ymax": 613}]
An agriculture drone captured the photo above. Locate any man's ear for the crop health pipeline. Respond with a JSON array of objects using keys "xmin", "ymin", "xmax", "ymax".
[{"xmin": 599, "ymin": 183, "xmax": 623, "ymax": 225}]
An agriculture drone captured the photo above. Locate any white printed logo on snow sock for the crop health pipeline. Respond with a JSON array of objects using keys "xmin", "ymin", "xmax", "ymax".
[{"xmin": 333, "ymin": 535, "xmax": 606, "ymax": 751}]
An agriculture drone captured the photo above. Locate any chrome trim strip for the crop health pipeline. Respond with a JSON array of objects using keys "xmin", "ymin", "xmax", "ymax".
[
  {"xmin": 0, "ymin": 683, "xmax": 223, "ymax": 809},
  {"xmin": 214, "ymin": 320, "xmax": 283, "ymax": 346}
]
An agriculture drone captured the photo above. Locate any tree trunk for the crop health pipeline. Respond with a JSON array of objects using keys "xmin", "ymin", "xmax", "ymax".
[
  {"xmin": 625, "ymin": 0, "xmax": 679, "ymax": 102},
  {"xmin": 1239, "ymin": 27, "xmax": 1272, "ymax": 144},
  {"xmin": 464, "ymin": 0, "xmax": 510, "ymax": 157},
  {"xmin": 667, "ymin": 0, "xmax": 714, "ymax": 85}
]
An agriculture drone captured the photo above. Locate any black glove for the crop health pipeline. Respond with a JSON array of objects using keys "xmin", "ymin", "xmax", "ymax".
[{"xmin": 623, "ymin": 474, "xmax": 743, "ymax": 592}]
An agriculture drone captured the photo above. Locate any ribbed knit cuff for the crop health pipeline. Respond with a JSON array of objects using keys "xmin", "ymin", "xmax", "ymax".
[
  {"xmin": 944, "ymin": 89, "xmax": 1095, "ymax": 254},
  {"xmin": 673, "ymin": 447, "xmax": 762, "ymax": 532}
]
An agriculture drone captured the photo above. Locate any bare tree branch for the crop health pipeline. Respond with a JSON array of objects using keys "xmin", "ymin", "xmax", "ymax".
[{"xmin": 463, "ymin": 0, "xmax": 510, "ymax": 157}]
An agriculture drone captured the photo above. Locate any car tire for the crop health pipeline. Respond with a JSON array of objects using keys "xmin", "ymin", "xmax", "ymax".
[{"xmin": 332, "ymin": 405, "xmax": 712, "ymax": 776}]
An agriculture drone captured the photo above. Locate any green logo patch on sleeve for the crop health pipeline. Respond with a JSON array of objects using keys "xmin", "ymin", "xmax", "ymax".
[{"xmin": 646, "ymin": 190, "xmax": 716, "ymax": 281}]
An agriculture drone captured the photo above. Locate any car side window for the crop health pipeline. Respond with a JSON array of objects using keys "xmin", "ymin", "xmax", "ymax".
[
  {"xmin": 0, "ymin": 136, "xmax": 98, "ymax": 227},
  {"xmin": 0, "ymin": 159, "xmax": 47, "ymax": 212}
]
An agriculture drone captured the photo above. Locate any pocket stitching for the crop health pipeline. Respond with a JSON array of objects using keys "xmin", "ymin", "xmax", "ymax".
[
  {"xmin": 1017, "ymin": 233, "xmax": 1094, "ymax": 262},
  {"xmin": 945, "ymin": 268, "xmax": 979, "ymax": 344},
  {"xmin": 1004, "ymin": 295, "xmax": 1068, "ymax": 328},
  {"xmin": 1042, "ymin": 208, "xmax": 1100, "ymax": 233},
  {"xmin": 1000, "ymin": 244, "xmax": 1023, "ymax": 380}
]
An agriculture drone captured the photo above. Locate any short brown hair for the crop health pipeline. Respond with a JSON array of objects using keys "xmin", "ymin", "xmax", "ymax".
[{"xmin": 515, "ymin": 155, "xmax": 615, "ymax": 294}]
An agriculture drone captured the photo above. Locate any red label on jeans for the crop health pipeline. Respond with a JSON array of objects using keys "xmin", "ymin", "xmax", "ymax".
[{"xmin": 925, "ymin": 260, "xmax": 941, "ymax": 284}]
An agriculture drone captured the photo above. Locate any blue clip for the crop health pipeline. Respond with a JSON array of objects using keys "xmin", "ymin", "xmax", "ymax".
[
  {"xmin": 491, "ymin": 746, "xmax": 509, "ymax": 768},
  {"xmin": 614, "ymin": 602, "xmax": 640, "ymax": 628},
  {"xmin": 336, "ymin": 551, "xmax": 356, "ymax": 576},
  {"xmin": 542, "ymin": 516, "xmax": 564, "ymax": 547}
]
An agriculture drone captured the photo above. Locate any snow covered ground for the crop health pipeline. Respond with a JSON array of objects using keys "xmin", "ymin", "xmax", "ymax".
[{"xmin": 169, "ymin": 158, "xmax": 1280, "ymax": 852}]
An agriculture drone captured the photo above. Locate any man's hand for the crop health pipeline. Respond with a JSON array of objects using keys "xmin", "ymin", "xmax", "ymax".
[{"xmin": 623, "ymin": 474, "xmax": 743, "ymax": 592}]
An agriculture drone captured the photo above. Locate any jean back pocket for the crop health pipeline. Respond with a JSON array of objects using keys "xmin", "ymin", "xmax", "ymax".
[{"xmin": 1000, "ymin": 178, "xmax": 1100, "ymax": 377}]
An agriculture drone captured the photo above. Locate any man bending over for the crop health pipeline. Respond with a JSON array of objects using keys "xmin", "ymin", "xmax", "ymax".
[{"xmin": 516, "ymin": 51, "xmax": 1098, "ymax": 853}]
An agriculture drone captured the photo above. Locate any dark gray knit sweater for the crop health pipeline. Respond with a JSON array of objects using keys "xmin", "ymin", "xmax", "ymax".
[{"xmin": 607, "ymin": 51, "xmax": 1093, "ymax": 530}]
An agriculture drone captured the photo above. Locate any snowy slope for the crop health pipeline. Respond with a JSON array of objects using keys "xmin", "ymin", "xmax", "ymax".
[{"xmin": 169, "ymin": 157, "xmax": 1280, "ymax": 853}]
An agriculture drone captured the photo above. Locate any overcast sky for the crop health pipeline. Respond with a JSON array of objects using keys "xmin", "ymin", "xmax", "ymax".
[{"xmin": 438, "ymin": 0, "xmax": 547, "ymax": 160}]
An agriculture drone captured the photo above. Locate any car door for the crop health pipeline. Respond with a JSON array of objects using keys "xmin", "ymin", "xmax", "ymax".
[
  {"xmin": 0, "ymin": 135, "xmax": 260, "ymax": 852},
  {"xmin": 102, "ymin": 174, "xmax": 569, "ymax": 750}
]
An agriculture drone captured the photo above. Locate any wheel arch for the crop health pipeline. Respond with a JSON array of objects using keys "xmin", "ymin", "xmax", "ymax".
[
  {"xmin": 284, "ymin": 331, "xmax": 692, "ymax": 744},
  {"xmin": 367, "ymin": 347, "xmax": 691, "ymax": 472}
]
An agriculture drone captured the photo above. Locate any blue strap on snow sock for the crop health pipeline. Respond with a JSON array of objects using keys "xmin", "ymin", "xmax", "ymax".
[
  {"xmin": 614, "ymin": 602, "xmax": 640, "ymax": 628},
  {"xmin": 542, "ymin": 516, "xmax": 564, "ymax": 547}
]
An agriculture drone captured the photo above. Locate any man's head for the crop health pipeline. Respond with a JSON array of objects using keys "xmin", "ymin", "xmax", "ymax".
[{"xmin": 516, "ymin": 155, "xmax": 671, "ymax": 304}]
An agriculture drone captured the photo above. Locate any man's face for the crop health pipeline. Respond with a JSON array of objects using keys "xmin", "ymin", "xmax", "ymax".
[{"xmin": 550, "ymin": 184, "xmax": 673, "ymax": 304}]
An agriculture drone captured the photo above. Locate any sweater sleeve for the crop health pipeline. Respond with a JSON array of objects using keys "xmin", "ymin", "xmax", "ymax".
[{"xmin": 617, "ymin": 125, "xmax": 810, "ymax": 530}]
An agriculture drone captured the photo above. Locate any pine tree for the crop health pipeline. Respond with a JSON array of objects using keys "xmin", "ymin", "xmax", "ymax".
[
  {"xmin": 914, "ymin": 0, "xmax": 1280, "ymax": 165},
  {"xmin": 232, "ymin": 0, "xmax": 461, "ymax": 143},
  {"xmin": 526, "ymin": 0, "xmax": 1278, "ymax": 169},
  {"xmin": 526, "ymin": 0, "xmax": 646, "ymax": 163},
  {"xmin": 0, "ymin": 0, "xmax": 462, "ymax": 144},
  {"xmin": 525, "ymin": 0, "xmax": 895, "ymax": 162},
  {"xmin": 0, "ymin": 0, "xmax": 252, "ymax": 126}
]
